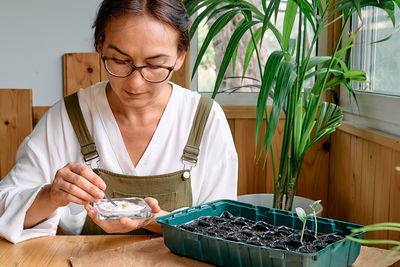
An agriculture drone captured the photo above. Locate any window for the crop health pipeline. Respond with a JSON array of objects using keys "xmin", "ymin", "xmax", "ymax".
[
  {"xmin": 351, "ymin": 6, "xmax": 400, "ymax": 96},
  {"xmin": 340, "ymin": 6, "xmax": 400, "ymax": 137}
]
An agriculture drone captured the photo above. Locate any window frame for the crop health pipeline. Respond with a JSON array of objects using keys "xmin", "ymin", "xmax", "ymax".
[{"xmin": 339, "ymin": 11, "xmax": 400, "ymax": 138}]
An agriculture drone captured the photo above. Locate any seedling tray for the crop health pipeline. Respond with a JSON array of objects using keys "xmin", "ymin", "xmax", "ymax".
[{"xmin": 156, "ymin": 199, "xmax": 364, "ymax": 267}]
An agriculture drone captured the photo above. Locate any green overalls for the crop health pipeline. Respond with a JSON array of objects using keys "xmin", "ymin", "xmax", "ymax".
[{"xmin": 64, "ymin": 90, "xmax": 213, "ymax": 234}]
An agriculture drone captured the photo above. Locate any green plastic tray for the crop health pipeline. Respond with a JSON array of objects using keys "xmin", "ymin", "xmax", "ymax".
[{"xmin": 156, "ymin": 199, "xmax": 364, "ymax": 267}]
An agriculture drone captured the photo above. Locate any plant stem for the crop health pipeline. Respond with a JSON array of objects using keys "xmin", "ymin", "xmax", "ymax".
[
  {"xmin": 313, "ymin": 210, "xmax": 318, "ymax": 238},
  {"xmin": 300, "ymin": 219, "xmax": 306, "ymax": 243}
]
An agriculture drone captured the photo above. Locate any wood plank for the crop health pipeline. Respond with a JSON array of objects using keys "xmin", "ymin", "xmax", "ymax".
[
  {"xmin": 0, "ymin": 89, "xmax": 32, "ymax": 180},
  {"xmin": 235, "ymin": 119, "xmax": 267, "ymax": 196},
  {"xmin": 0, "ymin": 235, "xmax": 155, "ymax": 267},
  {"xmin": 329, "ymin": 129, "xmax": 398, "ymax": 250},
  {"xmin": 389, "ymin": 150, "xmax": 400, "ymax": 250},
  {"xmin": 296, "ymin": 135, "xmax": 330, "ymax": 217},
  {"xmin": 329, "ymin": 130, "xmax": 352, "ymax": 220},
  {"xmin": 32, "ymin": 106, "xmax": 51, "ymax": 128},
  {"xmin": 222, "ymin": 106, "xmax": 285, "ymax": 120},
  {"xmin": 63, "ymin": 53, "xmax": 101, "ymax": 96},
  {"xmin": 369, "ymin": 145, "xmax": 392, "ymax": 248},
  {"xmin": 338, "ymin": 123, "xmax": 400, "ymax": 152},
  {"xmin": 358, "ymin": 138, "xmax": 383, "ymax": 246},
  {"xmin": 227, "ymin": 119, "xmax": 235, "ymax": 140}
]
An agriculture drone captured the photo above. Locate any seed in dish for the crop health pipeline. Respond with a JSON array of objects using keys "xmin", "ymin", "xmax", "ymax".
[
  {"xmin": 94, "ymin": 197, "xmax": 152, "ymax": 220},
  {"xmin": 99, "ymin": 200, "xmax": 145, "ymax": 212}
]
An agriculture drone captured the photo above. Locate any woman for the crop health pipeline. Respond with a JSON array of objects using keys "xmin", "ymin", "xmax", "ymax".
[{"xmin": 0, "ymin": 0, "xmax": 237, "ymax": 243}]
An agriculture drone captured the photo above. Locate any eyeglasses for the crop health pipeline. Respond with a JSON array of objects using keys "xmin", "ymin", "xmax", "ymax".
[{"xmin": 101, "ymin": 54, "xmax": 177, "ymax": 83}]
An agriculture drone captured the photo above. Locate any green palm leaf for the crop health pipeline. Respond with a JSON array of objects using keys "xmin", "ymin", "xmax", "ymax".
[
  {"xmin": 331, "ymin": 0, "xmax": 397, "ymax": 26},
  {"xmin": 191, "ymin": 9, "xmax": 240, "ymax": 80},
  {"xmin": 260, "ymin": 0, "xmax": 280, "ymax": 48},
  {"xmin": 293, "ymin": 0, "xmax": 317, "ymax": 31},
  {"xmin": 260, "ymin": 61, "xmax": 297, "ymax": 157},
  {"xmin": 282, "ymin": 0, "xmax": 298, "ymax": 52},
  {"xmin": 306, "ymin": 56, "xmax": 332, "ymax": 71},
  {"xmin": 308, "ymin": 102, "xmax": 343, "ymax": 149},
  {"xmin": 305, "ymin": 68, "xmax": 343, "ymax": 80},
  {"xmin": 255, "ymin": 51, "xmax": 286, "ymax": 148},
  {"xmin": 324, "ymin": 69, "xmax": 367, "ymax": 89},
  {"xmin": 188, "ymin": 1, "xmax": 223, "ymax": 40},
  {"xmin": 185, "ymin": 0, "xmax": 211, "ymax": 16}
]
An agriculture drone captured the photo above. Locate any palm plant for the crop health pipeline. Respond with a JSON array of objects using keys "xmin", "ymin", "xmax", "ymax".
[
  {"xmin": 184, "ymin": 0, "xmax": 400, "ymax": 213},
  {"xmin": 185, "ymin": 0, "xmax": 400, "ymax": 211}
]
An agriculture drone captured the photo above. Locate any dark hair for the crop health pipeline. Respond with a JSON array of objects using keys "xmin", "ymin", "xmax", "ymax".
[{"xmin": 93, "ymin": 0, "xmax": 189, "ymax": 51}]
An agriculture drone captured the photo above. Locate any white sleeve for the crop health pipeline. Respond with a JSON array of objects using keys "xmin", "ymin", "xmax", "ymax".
[
  {"xmin": 193, "ymin": 102, "xmax": 238, "ymax": 204},
  {"xmin": 0, "ymin": 136, "xmax": 62, "ymax": 243}
]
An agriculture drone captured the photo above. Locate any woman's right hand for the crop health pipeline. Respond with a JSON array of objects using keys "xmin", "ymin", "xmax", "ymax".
[
  {"xmin": 24, "ymin": 163, "xmax": 106, "ymax": 229},
  {"xmin": 50, "ymin": 162, "xmax": 106, "ymax": 208}
]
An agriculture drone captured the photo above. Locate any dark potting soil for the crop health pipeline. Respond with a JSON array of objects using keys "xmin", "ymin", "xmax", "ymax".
[{"xmin": 177, "ymin": 211, "xmax": 344, "ymax": 253}]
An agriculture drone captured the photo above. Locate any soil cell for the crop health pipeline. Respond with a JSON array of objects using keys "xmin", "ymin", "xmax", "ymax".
[{"xmin": 177, "ymin": 211, "xmax": 344, "ymax": 253}]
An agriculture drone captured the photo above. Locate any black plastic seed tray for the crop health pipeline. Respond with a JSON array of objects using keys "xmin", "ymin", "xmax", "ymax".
[{"xmin": 156, "ymin": 199, "xmax": 364, "ymax": 267}]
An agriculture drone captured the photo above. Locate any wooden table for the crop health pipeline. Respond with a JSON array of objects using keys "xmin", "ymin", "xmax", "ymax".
[{"xmin": 0, "ymin": 235, "xmax": 398, "ymax": 267}]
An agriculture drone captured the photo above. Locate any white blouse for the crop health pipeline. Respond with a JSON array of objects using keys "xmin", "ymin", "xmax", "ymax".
[{"xmin": 0, "ymin": 82, "xmax": 238, "ymax": 243}]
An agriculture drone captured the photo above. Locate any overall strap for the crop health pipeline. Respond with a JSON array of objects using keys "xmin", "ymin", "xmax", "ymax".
[
  {"xmin": 182, "ymin": 95, "xmax": 213, "ymax": 168},
  {"xmin": 64, "ymin": 92, "xmax": 99, "ymax": 163}
]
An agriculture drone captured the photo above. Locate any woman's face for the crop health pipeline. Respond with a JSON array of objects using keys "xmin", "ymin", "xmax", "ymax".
[{"xmin": 99, "ymin": 14, "xmax": 186, "ymax": 109}]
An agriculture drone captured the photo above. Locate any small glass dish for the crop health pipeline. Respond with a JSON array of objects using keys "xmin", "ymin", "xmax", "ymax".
[{"xmin": 94, "ymin": 197, "xmax": 152, "ymax": 221}]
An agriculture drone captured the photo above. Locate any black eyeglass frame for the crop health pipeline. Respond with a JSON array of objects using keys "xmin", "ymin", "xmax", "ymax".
[{"xmin": 101, "ymin": 54, "xmax": 177, "ymax": 83}]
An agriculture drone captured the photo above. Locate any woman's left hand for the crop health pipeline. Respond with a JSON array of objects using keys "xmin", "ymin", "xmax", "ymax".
[{"xmin": 84, "ymin": 197, "xmax": 165, "ymax": 234}]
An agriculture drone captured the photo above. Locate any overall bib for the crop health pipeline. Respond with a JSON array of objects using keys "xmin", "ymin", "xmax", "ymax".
[{"xmin": 64, "ymin": 90, "xmax": 213, "ymax": 234}]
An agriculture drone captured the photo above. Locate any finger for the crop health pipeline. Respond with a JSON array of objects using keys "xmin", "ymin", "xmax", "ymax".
[
  {"xmin": 85, "ymin": 203, "xmax": 97, "ymax": 217},
  {"xmin": 58, "ymin": 179, "xmax": 101, "ymax": 203},
  {"xmin": 68, "ymin": 163, "xmax": 106, "ymax": 190},
  {"xmin": 51, "ymin": 186, "xmax": 89, "ymax": 206},
  {"xmin": 62, "ymin": 168, "xmax": 104, "ymax": 200},
  {"xmin": 85, "ymin": 203, "xmax": 105, "ymax": 225},
  {"xmin": 62, "ymin": 192, "xmax": 90, "ymax": 206},
  {"xmin": 144, "ymin": 197, "xmax": 161, "ymax": 213}
]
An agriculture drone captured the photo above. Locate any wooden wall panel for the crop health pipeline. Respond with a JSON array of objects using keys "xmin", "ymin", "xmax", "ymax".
[
  {"xmin": 227, "ymin": 119, "xmax": 235, "ymax": 139},
  {"xmin": 330, "ymin": 126, "xmax": 400, "ymax": 249},
  {"xmin": 389, "ymin": 151, "xmax": 400, "ymax": 248},
  {"xmin": 63, "ymin": 53, "xmax": 102, "ymax": 96},
  {"xmin": 329, "ymin": 130, "xmax": 353, "ymax": 219},
  {"xmin": 0, "ymin": 89, "xmax": 32, "ymax": 180},
  {"xmin": 234, "ymin": 119, "xmax": 267, "ymax": 195},
  {"xmin": 296, "ymin": 135, "xmax": 330, "ymax": 216}
]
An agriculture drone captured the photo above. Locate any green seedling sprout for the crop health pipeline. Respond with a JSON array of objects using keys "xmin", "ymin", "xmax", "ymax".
[
  {"xmin": 296, "ymin": 207, "xmax": 310, "ymax": 243},
  {"xmin": 310, "ymin": 200, "xmax": 321, "ymax": 238}
]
